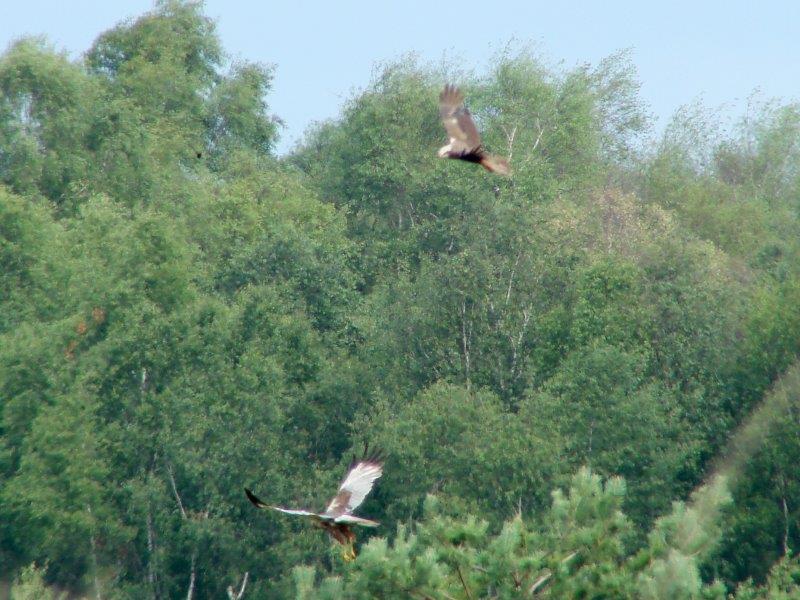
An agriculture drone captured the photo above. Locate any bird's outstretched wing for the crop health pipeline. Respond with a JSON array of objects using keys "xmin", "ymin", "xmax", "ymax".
[
  {"xmin": 437, "ymin": 84, "xmax": 511, "ymax": 175},
  {"xmin": 245, "ymin": 488, "xmax": 323, "ymax": 519},
  {"xmin": 324, "ymin": 446, "xmax": 384, "ymax": 517},
  {"xmin": 439, "ymin": 84, "xmax": 482, "ymax": 153}
]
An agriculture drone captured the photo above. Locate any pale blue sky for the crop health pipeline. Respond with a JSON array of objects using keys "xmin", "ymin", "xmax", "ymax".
[{"xmin": 1, "ymin": 1, "xmax": 798, "ymax": 154}]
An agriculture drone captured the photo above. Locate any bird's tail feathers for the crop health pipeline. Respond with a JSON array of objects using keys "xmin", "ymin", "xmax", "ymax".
[{"xmin": 480, "ymin": 154, "xmax": 511, "ymax": 176}]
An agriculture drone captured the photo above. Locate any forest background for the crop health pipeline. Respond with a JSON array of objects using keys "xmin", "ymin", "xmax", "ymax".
[{"xmin": 1, "ymin": 2, "xmax": 799, "ymax": 598}]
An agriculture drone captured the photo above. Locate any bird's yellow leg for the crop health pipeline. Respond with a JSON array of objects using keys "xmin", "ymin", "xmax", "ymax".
[{"xmin": 342, "ymin": 543, "xmax": 356, "ymax": 562}]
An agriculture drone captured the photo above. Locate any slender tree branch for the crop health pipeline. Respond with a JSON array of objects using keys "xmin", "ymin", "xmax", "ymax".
[
  {"xmin": 528, "ymin": 570, "xmax": 551, "ymax": 595},
  {"xmin": 166, "ymin": 463, "xmax": 187, "ymax": 520},
  {"xmin": 227, "ymin": 572, "xmax": 249, "ymax": 600},
  {"xmin": 531, "ymin": 117, "xmax": 544, "ymax": 153},
  {"xmin": 528, "ymin": 552, "xmax": 577, "ymax": 596},
  {"xmin": 166, "ymin": 462, "xmax": 203, "ymax": 599},
  {"xmin": 504, "ymin": 124, "xmax": 518, "ymax": 164},
  {"xmin": 512, "ymin": 570, "xmax": 522, "ymax": 589},
  {"xmin": 506, "ymin": 252, "xmax": 522, "ymax": 305},
  {"xmin": 186, "ymin": 550, "xmax": 197, "ymax": 600},
  {"xmin": 780, "ymin": 474, "xmax": 791, "ymax": 556},
  {"xmin": 461, "ymin": 300, "xmax": 472, "ymax": 391},
  {"xmin": 509, "ymin": 308, "xmax": 531, "ymax": 382},
  {"xmin": 87, "ymin": 504, "xmax": 103, "ymax": 600},
  {"xmin": 456, "ymin": 564, "xmax": 474, "ymax": 600},
  {"xmin": 147, "ymin": 506, "xmax": 158, "ymax": 599},
  {"xmin": 783, "ymin": 494, "xmax": 790, "ymax": 556}
]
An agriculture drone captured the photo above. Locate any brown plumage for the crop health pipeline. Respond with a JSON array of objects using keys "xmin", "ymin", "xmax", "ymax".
[
  {"xmin": 437, "ymin": 84, "xmax": 511, "ymax": 176},
  {"xmin": 245, "ymin": 446, "xmax": 384, "ymax": 561}
]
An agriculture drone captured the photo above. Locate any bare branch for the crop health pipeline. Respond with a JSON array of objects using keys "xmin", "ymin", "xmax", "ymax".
[
  {"xmin": 505, "ymin": 252, "xmax": 523, "ymax": 305},
  {"xmin": 779, "ymin": 474, "xmax": 791, "ymax": 556},
  {"xmin": 227, "ymin": 572, "xmax": 249, "ymax": 600},
  {"xmin": 529, "ymin": 552, "xmax": 577, "ymax": 596},
  {"xmin": 456, "ymin": 564, "xmax": 474, "ymax": 600},
  {"xmin": 165, "ymin": 466, "xmax": 205, "ymax": 600},
  {"xmin": 147, "ymin": 507, "xmax": 158, "ymax": 598},
  {"xmin": 505, "ymin": 124, "xmax": 518, "ymax": 163},
  {"xmin": 87, "ymin": 504, "xmax": 103, "ymax": 600},
  {"xmin": 186, "ymin": 550, "xmax": 197, "ymax": 600},
  {"xmin": 461, "ymin": 300, "xmax": 472, "ymax": 391},
  {"xmin": 783, "ymin": 494, "xmax": 790, "ymax": 556},
  {"xmin": 166, "ymin": 463, "xmax": 187, "ymax": 520},
  {"xmin": 528, "ymin": 570, "xmax": 551, "ymax": 595},
  {"xmin": 531, "ymin": 117, "xmax": 544, "ymax": 153},
  {"xmin": 509, "ymin": 307, "xmax": 531, "ymax": 381}
]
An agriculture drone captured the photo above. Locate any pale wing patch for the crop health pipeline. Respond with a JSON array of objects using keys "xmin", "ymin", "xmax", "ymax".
[
  {"xmin": 324, "ymin": 460, "xmax": 383, "ymax": 516},
  {"xmin": 443, "ymin": 116, "xmax": 459, "ymax": 128}
]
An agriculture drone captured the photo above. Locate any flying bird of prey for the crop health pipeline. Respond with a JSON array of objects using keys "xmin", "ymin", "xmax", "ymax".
[
  {"xmin": 437, "ymin": 84, "xmax": 511, "ymax": 176},
  {"xmin": 245, "ymin": 446, "xmax": 384, "ymax": 562}
]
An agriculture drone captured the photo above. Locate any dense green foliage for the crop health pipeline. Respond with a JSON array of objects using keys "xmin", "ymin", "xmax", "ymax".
[{"xmin": 1, "ymin": 2, "xmax": 799, "ymax": 597}]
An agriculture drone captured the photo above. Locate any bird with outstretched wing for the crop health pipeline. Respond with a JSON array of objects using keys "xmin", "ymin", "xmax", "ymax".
[
  {"xmin": 437, "ymin": 84, "xmax": 511, "ymax": 176},
  {"xmin": 245, "ymin": 446, "xmax": 384, "ymax": 561}
]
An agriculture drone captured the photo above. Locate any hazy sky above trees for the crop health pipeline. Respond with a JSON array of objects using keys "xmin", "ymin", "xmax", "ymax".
[{"xmin": 1, "ymin": 0, "xmax": 797, "ymax": 152}]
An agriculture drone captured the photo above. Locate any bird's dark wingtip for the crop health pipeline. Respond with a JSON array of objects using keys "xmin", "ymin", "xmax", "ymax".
[
  {"xmin": 245, "ymin": 488, "xmax": 267, "ymax": 508},
  {"xmin": 362, "ymin": 443, "xmax": 385, "ymax": 465},
  {"xmin": 440, "ymin": 83, "xmax": 462, "ymax": 106},
  {"xmin": 348, "ymin": 442, "xmax": 386, "ymax": 468}
]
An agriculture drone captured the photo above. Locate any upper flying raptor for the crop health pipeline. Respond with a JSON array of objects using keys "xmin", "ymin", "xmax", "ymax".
[{"xmin": 437, "ymin": 84, "xmax": 511, "ymax": 176}]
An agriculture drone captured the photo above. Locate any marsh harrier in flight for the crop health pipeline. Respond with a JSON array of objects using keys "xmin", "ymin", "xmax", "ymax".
[
  {"xmin": 245, "ymin": 447, "xmax": 384, "ymax": 561},
  {"xmin": 438, "ymin": 84, "xmax": 511, "ymax": 176}
]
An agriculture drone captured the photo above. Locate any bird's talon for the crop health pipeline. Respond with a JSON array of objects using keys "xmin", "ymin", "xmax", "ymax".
[{"xmin": 342, "ymin": 546, "xmax": 356, "ymax": 562}]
